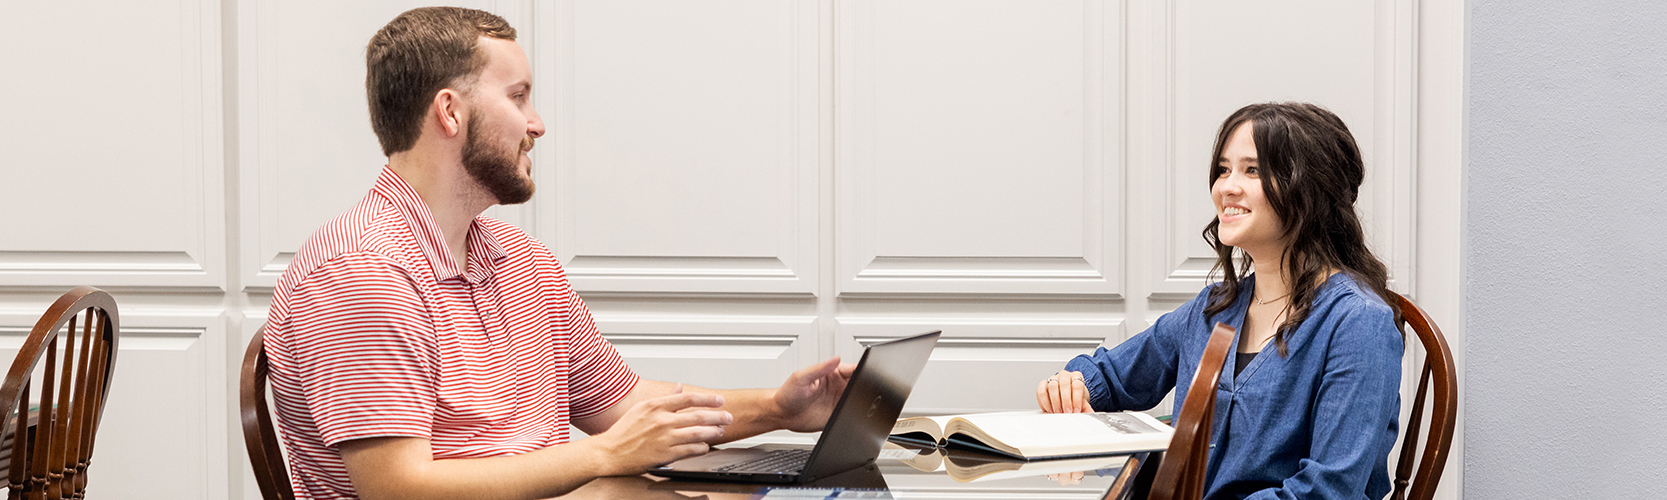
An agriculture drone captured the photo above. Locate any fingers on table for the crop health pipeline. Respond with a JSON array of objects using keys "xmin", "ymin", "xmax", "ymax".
[
  {"xmin": 1047, "ymin": 376, "xmax": 1064, "ymax": 412},
  {"xmin": 1038, "ymin": 370, "xmax": 1090, "ymax": 413},
  {"xmin": 1069, "ymin": 375, "xmax": 1088, "ymax": 412},
  {"xmin": 1037, "ymin": 377, "xmax": 1059, "ymax": 412}
]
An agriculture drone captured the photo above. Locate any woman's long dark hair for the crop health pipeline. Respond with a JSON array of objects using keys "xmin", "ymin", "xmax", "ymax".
[{"xmin": 1201, "ymin": 102, "xmax": 1399, "ymax": 356}]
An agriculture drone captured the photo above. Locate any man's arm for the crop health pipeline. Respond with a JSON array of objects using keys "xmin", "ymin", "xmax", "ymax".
[
  {"xmin": 574, "ymin": 356, "xmax": 857, "ymax": 444},
  {"xmin": 339, "ymin": 389, "xmax": 730, "ymax": 500},
  {"xmin": 338, "ymin": 356, "xmax": 851, "ymax": 500}
]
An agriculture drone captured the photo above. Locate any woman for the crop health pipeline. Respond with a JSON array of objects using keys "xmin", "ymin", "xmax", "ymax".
[{"xmin": 1037, "ymin": 102, "xmax": 1403, "ymax": 499}]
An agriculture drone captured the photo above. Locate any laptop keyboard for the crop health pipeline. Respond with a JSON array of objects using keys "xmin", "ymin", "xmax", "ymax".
[{"xmin": 713, "ymin": 449, "xmax": 812, "ymax": 473}]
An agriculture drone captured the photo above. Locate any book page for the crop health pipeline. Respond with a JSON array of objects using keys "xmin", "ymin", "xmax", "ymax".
[
  {"xmin": 890, "ymin": 414, "xmax": 958, "ymax": 438},
  {"xmin": 891, "ymin": 410, "xmax": 1042, "ymax": 443},
  {"xmin": 950, "ymin": 412, "xmax": 1171, "ymax": 457}
]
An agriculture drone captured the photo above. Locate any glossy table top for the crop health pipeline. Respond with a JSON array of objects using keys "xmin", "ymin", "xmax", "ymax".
[{"xmin": 552, "ymin": 434, "xmax": 1151, "ymax": 500}]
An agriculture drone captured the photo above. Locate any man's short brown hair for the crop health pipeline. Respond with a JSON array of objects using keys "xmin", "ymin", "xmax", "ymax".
[{"xmin": 366, "ymin": 7, "xmax": 516, "ymax": 156}]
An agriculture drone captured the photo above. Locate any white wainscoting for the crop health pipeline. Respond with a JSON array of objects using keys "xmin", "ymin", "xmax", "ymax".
[
  {"xmin": 542, "ymin": 0, "xmax": 821, "ymax": 295},
  {"xmin": 836, "ymin": 0, "xmax": 1123, "ymax": 297},
  {"xmin": 0, "ymin": 303, "xmax": 226, "ymax": 500},
  {"xmin": 0, "ymin": 0, "xmax": 1464, "ymax": 498},
  {"xmin": 0, "ymin": 0, "xmax": 225, "ymax": 290}
]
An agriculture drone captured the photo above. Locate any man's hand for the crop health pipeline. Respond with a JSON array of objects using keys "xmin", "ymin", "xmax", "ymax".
[
  {"xmin": 771, "ymin": 357, "xmax": 857, "ymax": 432},
  {"xmin": 575, "ymin": 360, "xmax": 856, "ymax": 447},
  {"xmin": 1036, "ymin": 369, "xmax": 1091, "ymax": 413},
  {"xmin": 586, "ymin": 385, "xmax": 732, "ymax": 476}
]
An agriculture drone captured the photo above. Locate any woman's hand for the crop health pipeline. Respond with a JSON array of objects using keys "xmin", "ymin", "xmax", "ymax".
[
  {"xmin": 1035, "ymin": 370, "xmax": 1091, "ymax": 413},
  {"xmin": 1048, "ymin": 470, "xmax": 1086, "ymax": 486}
]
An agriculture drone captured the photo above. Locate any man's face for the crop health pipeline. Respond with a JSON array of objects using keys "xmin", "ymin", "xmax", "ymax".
[{"xmin": 460, "ymin": 37, "xmax": 544, "ymax": 205}]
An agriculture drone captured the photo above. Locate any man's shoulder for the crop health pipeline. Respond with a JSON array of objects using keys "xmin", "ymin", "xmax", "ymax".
[{"xmin": 278, "ymin": 195, "xmax": 413, "ymax": 294}]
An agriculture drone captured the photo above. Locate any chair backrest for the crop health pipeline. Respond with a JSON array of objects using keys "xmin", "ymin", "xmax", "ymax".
[
  {"xmin": 241, "ymin": 329, "xmax": 294, "ymax": 500},
  {"xmin": 1147, "ymin": 322, "xmax": 1236, "ymax": 500},
  {"xmin": 1391, "ymin": 295, "xmax": 1457, "ymax": 500},
  {"xmin": 0, "ymin": 286, "xmax": 120, "ymax": 500}
]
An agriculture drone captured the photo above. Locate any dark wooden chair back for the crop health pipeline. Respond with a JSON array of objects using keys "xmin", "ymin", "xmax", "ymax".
[
  {"xmin": 241, "ymin": 330, "xmax": 294, "ymax": 500},
  {"xmin": 0, "ymin": 286, "xmax": 120, "ymax": 500},
  {"xmin": 1147, "ymin": 322, "xmax": 1236, "ymax": 500},
  {"xmin": 1391, "ymin": 295, "xmax": 1457, "ymax": 500}
]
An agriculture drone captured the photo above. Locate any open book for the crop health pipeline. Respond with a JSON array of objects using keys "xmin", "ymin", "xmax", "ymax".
[{"xmin": 889, "ymin": 410, "xmax": 1172, "ymax": 460}]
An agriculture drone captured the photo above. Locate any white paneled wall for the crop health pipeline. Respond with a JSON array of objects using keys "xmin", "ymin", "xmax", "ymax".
[{"xmin": 0, "ymin": 0, "xmax": 1464, "ymax": 498}]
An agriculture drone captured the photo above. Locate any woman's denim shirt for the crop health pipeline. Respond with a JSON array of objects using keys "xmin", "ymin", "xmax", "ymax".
[{"xmin": 1066, "ymin": 273, "xmax": 1403, "ymax": 500}]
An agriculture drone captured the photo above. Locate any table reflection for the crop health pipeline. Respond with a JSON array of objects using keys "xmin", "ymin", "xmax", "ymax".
[{"xmin": 552, "ymin": 441, "xmax": 1146, "ymax": 500}]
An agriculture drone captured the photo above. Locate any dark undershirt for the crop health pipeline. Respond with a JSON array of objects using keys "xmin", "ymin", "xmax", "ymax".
[{"xmin": 1234, "ymin": 350, "xmax": 1259, "ymax": 377}]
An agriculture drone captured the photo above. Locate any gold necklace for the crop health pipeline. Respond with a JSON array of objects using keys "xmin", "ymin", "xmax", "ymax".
[{"xmin": 1254, "ymin": 290, "xmax": 1291, "ymax": 306}]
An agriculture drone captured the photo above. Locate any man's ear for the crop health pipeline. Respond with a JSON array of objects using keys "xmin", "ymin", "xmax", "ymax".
[{"xmin": 433, "ymin": 89, "xmax": 466, "ymax": 138}]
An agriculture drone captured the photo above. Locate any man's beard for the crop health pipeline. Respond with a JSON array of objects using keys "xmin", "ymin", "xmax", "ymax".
[{"xmin": 461, "ymin": 116, "xmax": 535, "ymax": 205}]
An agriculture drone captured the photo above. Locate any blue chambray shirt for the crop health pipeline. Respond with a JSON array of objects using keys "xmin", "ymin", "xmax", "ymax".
[{"xmin": 1066, "ymin": 273, "xmax": 1402, "ymax": 500}]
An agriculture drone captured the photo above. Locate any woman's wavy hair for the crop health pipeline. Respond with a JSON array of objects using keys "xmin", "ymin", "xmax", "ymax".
[{"xmin": 1201, "ymin": 102, "xmax": 1399, "ymax": 356}]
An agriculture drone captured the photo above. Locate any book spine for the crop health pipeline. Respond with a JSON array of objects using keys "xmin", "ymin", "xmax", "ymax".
[{"xmin": 944, "ymin": 436, "xmax": 1025, "ymax": 460}]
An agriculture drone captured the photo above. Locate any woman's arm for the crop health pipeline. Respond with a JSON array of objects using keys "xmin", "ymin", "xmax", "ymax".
[
  {"xmin": 1063, "ymin": 325, "xmax": 1183, "ymax": 413},
  {"xmin": 1040, "ymin": 287, "xmax": 1213, "ymax": 413}
]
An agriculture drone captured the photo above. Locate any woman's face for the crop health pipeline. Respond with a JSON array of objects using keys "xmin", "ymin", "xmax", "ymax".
[{"xmin": 1212, "ymin": 121, "xmax": 1287, "ymax": 258}]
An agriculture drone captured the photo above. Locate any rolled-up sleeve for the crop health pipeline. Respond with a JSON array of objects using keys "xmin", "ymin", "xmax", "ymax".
[{"xmin": 1065, "ymin": 288, "xmax": 1211, "ymax": 413}]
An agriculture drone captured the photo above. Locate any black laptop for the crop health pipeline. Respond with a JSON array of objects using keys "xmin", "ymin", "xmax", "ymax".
[{"xmin": 650, "ymin": 330, "xmax": 941, "ymax": 484}]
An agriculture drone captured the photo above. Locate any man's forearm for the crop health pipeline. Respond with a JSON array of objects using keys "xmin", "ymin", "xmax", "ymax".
[
  {"xmin": 340, "ymin": 436, "xmax": 615, "ymax": 500},
  {"xmin": 694, "ymin": 387, "xmax": 786, "ymax": 443},
  {"xmin": 631, "ymin": 380, "xmax": 785, "ymax": 443}
]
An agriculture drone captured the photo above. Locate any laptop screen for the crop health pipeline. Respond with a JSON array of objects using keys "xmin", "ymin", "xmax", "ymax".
[{"xmin": 799, "ymin": 331, "xmax": 940, "ymax": 480}]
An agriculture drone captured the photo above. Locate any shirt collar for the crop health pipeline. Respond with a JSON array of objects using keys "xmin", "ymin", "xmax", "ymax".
[
  {"xmin": 464, "ymin": 218, "xmax": 508, "ymax": 286},
  {"xmin": 373, "ymin": 167, "xmax": 507, "ymax": 284}
]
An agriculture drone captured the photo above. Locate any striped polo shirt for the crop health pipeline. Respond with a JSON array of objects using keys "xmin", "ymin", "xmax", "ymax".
[{"xmin": 264, "ymin": 167, "xmax": 638, "ymax": 500}]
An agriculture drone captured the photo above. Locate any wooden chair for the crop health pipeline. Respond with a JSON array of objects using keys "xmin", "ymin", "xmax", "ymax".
[
  {"xmin": 241, "ymin": 330, "xmax": 294, "ymax": 500},
  {"xmin": 1391, "ymin": 295, "xmax": 1457, "ymax": 500},
  {"xmin": 0, "ymin": 286, "xmax": 120, "ymax": 500},
  {"xmin": 1147, "ymin": 322, "xmax": 1236, "ymax": 500}
]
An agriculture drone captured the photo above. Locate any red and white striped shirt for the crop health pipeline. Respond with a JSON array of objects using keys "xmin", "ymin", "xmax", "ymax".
[{"xmin": 264, "ymin": 167, "xmax": 638, "ymax": 500}]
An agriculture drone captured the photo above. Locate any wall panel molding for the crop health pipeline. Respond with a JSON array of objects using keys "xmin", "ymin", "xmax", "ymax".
[
  {"xmin": 0, "ymin": 0, "xmax": 226, "ymax": 291},
  {"xmin": 537, "ymin": 0, "xmax": 820, "ymax": 295},
  {"xmin": 837, "ymin": 320, "xmax": 1125, "ymax": 414},
  {"xmin": 0, "ymin": 305, "xmax": 225, "ymax": 500},
  {"xmin": 835, "ymin": 0, "xmax": 1124, "ymax": 297},
  {"xmin": 595, "ymin": 314, "xmax": 819, "ymax": 390}
]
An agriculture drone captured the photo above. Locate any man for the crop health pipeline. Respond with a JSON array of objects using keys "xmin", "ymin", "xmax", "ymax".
[{"xmin": 263, "ymin": 7, "xmax": 854, "ymax": 500}]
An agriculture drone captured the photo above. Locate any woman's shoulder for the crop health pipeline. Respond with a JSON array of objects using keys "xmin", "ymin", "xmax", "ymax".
[
  {"xmin": 1320, "ymin": 273, "xmax": 1394, "ymax": 316},
  {"xmin": 1189, "ymin": 280, "xmax": 1229, "ymax": 305},
  {"xmin": 1312, "ymin": 273, "xmax": 1401, "ymax": 347}
]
